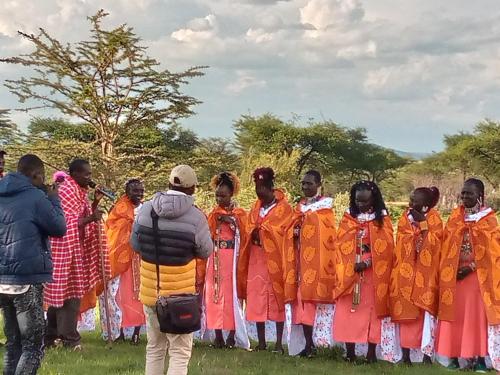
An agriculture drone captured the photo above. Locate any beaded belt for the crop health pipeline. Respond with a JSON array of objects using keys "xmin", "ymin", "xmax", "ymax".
[{"xmin": 214, "ymin": 240, "xmax": 235, "ymax": 249}]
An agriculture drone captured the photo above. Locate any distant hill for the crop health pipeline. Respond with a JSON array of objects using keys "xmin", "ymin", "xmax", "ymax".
[{"xmin": 393, "ymin": 150, "xmax": 430, "ymax": 160}]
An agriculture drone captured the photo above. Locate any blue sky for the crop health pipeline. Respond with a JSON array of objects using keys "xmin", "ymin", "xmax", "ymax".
[{"xmin": 1, "ymin": 0, "xmax": 499, "ymax": 152}]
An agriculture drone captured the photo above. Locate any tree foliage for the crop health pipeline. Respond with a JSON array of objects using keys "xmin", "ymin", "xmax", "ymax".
[
  {"xmin": 1, "ymin": 9, "xmax": 205, "ymax": 186},
  {"xmin": 1, "ymin": 10, "xmax": 497, "ymax": 213},
  {"xmin": 234, "ymin": 114, "xmax": 408, "ymax": 187},
  {"xmin": 415, "ymin": 121, "xmax": 500, "ymax": 189},
  {"xmin": 0, "ymin": 109, "xmax": 20, "ymax": 146},
  {"xmin": 381, "ymin": 120, "xmax": 500, "ymax": 211}
]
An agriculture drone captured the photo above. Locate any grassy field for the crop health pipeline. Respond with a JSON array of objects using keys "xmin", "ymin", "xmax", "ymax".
[{"xmin": 0, "ymin": 332, "xmax": 456, "ymax": 375}]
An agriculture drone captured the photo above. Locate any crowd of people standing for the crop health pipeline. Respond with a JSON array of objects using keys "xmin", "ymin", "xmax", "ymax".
[{"xmin": 0, "ymin": 151, "xmax": 499, "ymax": 375}]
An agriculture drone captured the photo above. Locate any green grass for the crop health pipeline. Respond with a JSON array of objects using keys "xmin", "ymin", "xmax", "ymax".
[{"xmin": 0, "ymin": 332, "xmax": 454, "ymax": 375}]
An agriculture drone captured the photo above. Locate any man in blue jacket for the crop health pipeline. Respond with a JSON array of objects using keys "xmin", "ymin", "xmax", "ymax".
[{"xmin": 0, "ymin": 154, "xmax": 67, "ymax": 375}]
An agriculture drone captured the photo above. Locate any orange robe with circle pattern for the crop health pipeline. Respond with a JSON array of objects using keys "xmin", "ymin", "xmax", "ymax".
[
  {"xmin": 106, "ymin": 196, "xmax": 138, "ymax": 279},
  {"xmin": 237, "ymin": 189, "xmax": 294, "ymax": 314},
  {"xmin": 334, "ymin": 212, "xmax": 394, "ymax": 317},
  {"xmin": 284, "ymin": 198, "xmax": 337, "ymax": 304},
  {"xmin": 437, "ymin": 207, "xmax": 500, "ymax": 324},
  {"xmin": 390, "ymin": 208, "xmax": 443, "ymax": 321},
  {"xmin": 104, "ymin": 195, "xmax": 145, "ymax": 327}
]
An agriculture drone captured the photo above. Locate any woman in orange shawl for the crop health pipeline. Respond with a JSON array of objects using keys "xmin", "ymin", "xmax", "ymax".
[
  {"xmin": 203, "ymin": 172, "xmax": 250, "ymax": 349},
  {"xmin": 285, "ymin": 170, "xmax": 336, "ymax": 357},
  {"xmin": 333, "ymin": 180, "xmax": 394, "ymax": 363},
  {"xmin": 436, "ymin": 178, "xmax": 500, "ymax": 372},
  {"xmin": 390, "ymin": 187, "xmax": 442, "ymax": 364},
  {"xmin": 104, "ymin": 179, "xmax": 145, "ymax": 344},
  {"xmin": 238, "ymin": 167, "xmax": 293, "ymax": 353}
]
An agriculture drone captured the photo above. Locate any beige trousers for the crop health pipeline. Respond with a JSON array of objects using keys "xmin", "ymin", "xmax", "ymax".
[{"xmin": 144, "ymin": 306, "xmax": 193, "ymax": 375}]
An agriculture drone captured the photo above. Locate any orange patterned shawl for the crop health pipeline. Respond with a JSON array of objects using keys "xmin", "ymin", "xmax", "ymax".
[
  {"xmin": 390, "ymin": 208, "xmax": 443, "ymax": 320},
  {"xmin": 334, "ymin": 211, "xmax": 394, "ymax": 317},
  {"xmin": 105, "ymin": 195, "xmax": 137, "ymax": 279},
  {"xmin": 283, "ymin": 198, "xmax": 336, "ymax": 303},
  {"xmin": 438, "ymin": 206, "xmax": 500, "ymax": 324},
  {"xmin": 237, "ymin": 189, "xmax": 293, "ymax": 311}
]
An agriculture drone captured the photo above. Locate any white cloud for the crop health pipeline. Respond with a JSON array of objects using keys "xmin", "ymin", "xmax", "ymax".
[
  {"xmin": 237, "ymin": 0, "xmax": 293, "ymax": 4},
  {"xmin": 226, "ymin": 71, "xmax": 267, "ymax": 94},
  {"xmin": 300, "ymin": 0, "xmax": 365, "ymax": 30},
  {"xmin": 337, "ymin": 40, "xmax": 376, "ymax": 59},
  {"xmin": 171, "ymin": 14, "xmax": 218, "ymax": 43},
  {"xmin": 363, "ymin": 58, "xmax": 432, "ymax": 98},
  {"xmin": 1, "ymin": 0, "xmax": 500, "ymax": 151},
  {"xmin": 245, "ymin": 28, "xmax": 274, "ymax": 43}
]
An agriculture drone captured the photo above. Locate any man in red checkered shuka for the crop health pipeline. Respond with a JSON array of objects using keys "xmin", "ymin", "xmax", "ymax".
[{"xmin": 44, "ymin": 159, "xmax": 110, "ymax": 350}]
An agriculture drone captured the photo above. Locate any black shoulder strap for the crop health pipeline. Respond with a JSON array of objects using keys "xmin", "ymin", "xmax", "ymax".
[{"xmin": 151, "ymin": 208, "xmax": 161, "ymax": 295}]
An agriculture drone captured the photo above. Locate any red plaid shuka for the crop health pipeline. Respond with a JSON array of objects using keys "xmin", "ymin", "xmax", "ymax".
[{"xmin": 44, "ymin": 177, "xmax": 111, "ymax": 308}]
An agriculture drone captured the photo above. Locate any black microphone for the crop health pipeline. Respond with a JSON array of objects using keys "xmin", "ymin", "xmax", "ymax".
[{"xmin": 88, "ymin": 180, "xmax": 116, "ymax": 201}]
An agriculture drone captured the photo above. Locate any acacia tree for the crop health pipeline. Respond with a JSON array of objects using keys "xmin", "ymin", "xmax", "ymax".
[
  {"xmin": 233, "ymin": 114, "xmax": 408, "ymax": 186},
  {"xmin": 467, "ymin": 120, "xmax": 500, "ymax": 188},
  {"xmin": 1, "ymin": 9, "xmax": 205, "ymax": 186},
  {"xmin": 0, "ymin": 109, "xmax": 20, "ymax": 146}
]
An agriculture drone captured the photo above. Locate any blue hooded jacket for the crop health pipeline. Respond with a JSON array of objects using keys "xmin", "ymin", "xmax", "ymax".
[{"xmin": 0, "ymin": 172, "xmax": 67, "ymax": 284}]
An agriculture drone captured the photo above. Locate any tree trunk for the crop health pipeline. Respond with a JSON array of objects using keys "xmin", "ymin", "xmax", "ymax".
[{"xmin": 100, "ymin": 136, "xmax": 116, "ymax": 189}]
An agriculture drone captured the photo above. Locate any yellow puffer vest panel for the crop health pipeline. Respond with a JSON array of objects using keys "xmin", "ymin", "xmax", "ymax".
[{"xmin": 139, "ymin": 259, "xmax": 196, "ymax": 306}]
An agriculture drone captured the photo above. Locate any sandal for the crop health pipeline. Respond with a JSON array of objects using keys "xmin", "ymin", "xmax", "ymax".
[
  {"xmin": 447, "ymin": 358, "xmax": 460, "ymax": 370},
  {"xmin": 114, "ymin": 332, "xmax": 125, "ymax": 343},
  {"xmin": 225, "ymin": 337, "xmax": 236, "ymax": 349},
  {"xmin": 345, "ymin": 356, "xmax": 368, "ymax": 365},
  {"xmin": 213, "ymin": 339, "xmax": 225, "ymax": 349},
  {"xmin": 272, "ymin": 346, "xmax": 285, "ymax": 355},
  {"xmin": 365, "ymin": 356, "xmax": 378, "ymax": 364},
  {"xmin": 131, "ymin": 333, "xmax": 140, "ymax": 346},
  {"xmin": 298, "ymin": 348, "xmax": 315, "ymax": 358},
  {"xmin": 344, "ymin": 355, "xmax": 357, "ymax": 364},
  {"xmin": 423, "ymin": 355, "xmax": 433, "ymax": 365}
]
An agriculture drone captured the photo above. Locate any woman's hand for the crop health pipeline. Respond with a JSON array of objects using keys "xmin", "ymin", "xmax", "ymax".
[
  {"xmin": 457, "ymin": 266, "xmax": 473, "ymax": 280},
  {"xmin": 251, "ymin": 228, "xmax": 260, "ymax": 244},
  {"xmin": 354, "ymin": 262, "xmax": 368, "ymax": 273},
  {"xmin": 410, "ymin": 208, "xmax": 426, "ymax": 222},
  {"xmin": 217, "ymin": 215, "xmax": 234, "ymax": 224}
]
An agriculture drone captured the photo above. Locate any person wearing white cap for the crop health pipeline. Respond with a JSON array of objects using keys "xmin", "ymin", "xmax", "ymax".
[{"xmin": 131, "ymin": 164, "xmax": 212, "ymax": 375}]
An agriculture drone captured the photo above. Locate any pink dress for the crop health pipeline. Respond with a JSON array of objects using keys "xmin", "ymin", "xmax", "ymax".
[
  {"xmin": 204, "ymin": 222, "xmax": 236, "ymax": 331},
  {"xmin": 291, "ymin": 290, "xmax": 316, "ymax": 326},
  {"xmin": 399, "ymin": 311, "xmax": 425, "ymax": 349},
  {"xmin": 436, "ymin": 228, "xmax": 489, "ymax": 358},
  {"xmin": 333, "ymin": 224, "xmax": 382, "ymax": 344},
  {"xmin": 246, "ymin": 241, "xmax": 285, "ymax": 323},
  {"xmin": 436, "ymin": 274, "xmax": 488, "ymax": 357},
  {"xmin": 117, "ymin": 254, "xmax": 145, "ymax": 328},
  {"xmin": 334, "ymin": 267, "xmax": 382, "ymax": 344}
]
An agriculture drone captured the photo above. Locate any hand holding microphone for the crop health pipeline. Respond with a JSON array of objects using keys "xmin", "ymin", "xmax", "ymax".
[
  {"xmin": 88, "ymin": 180, "xmax": 116, "ymax": 201},
  {"xmin": 88, "ymin": 180, "xmax": 115, "ymax": 215}
]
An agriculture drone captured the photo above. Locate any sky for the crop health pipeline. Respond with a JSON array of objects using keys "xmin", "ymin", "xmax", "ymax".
[{"xmin": 1, "ymin": 0, "xmax": 499, "ymax": 153}]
